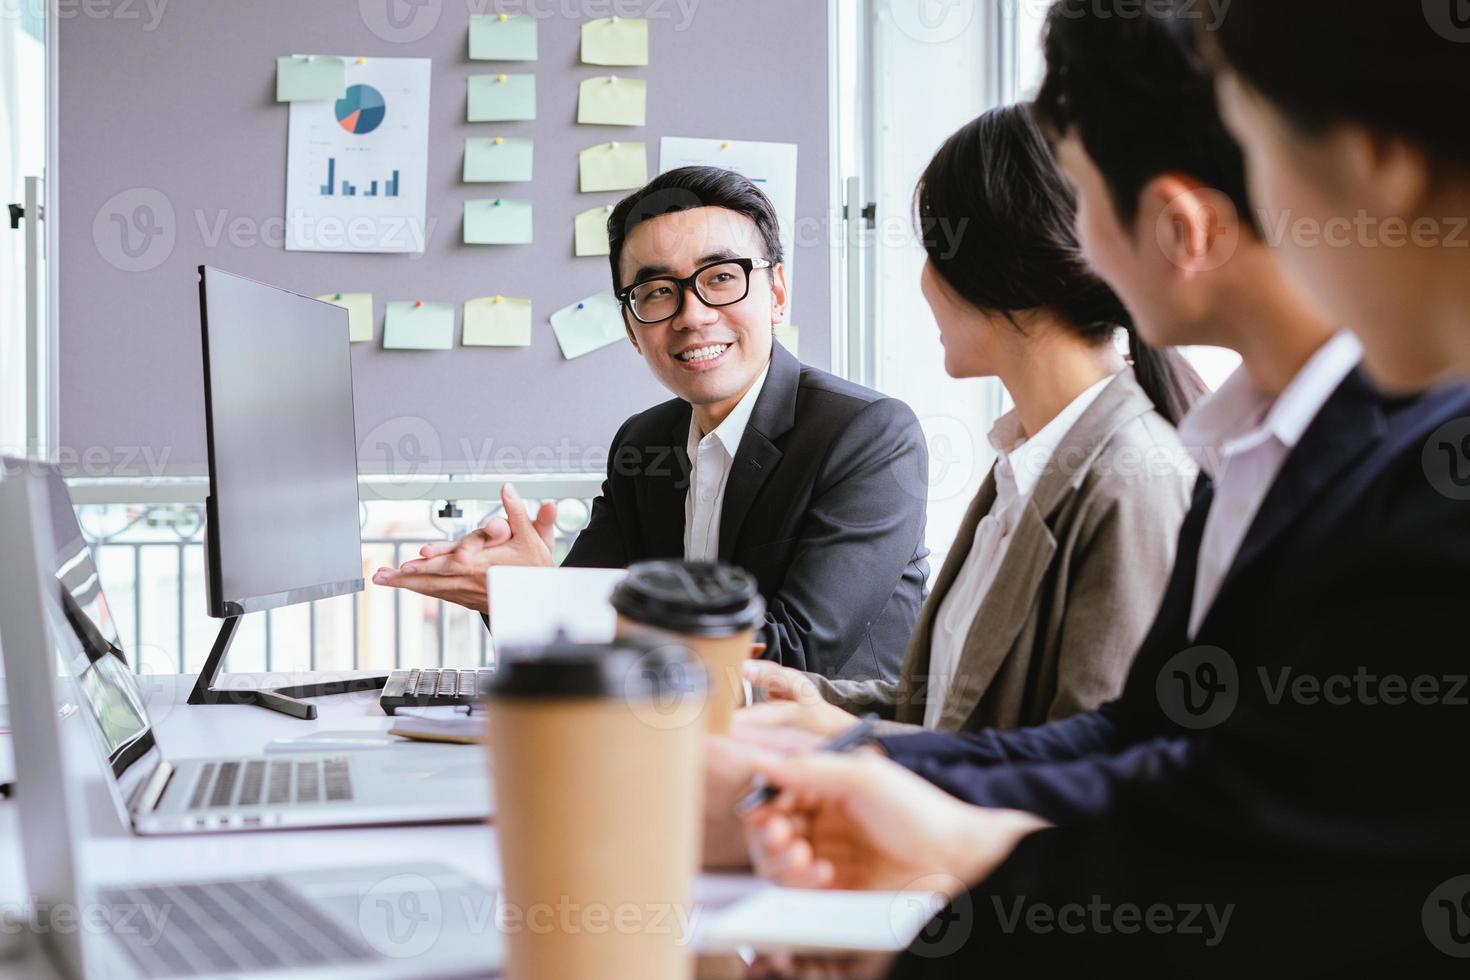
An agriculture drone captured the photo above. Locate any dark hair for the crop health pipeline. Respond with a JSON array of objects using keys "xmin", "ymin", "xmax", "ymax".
[
  {"xmin": 916, "ymin": 103, "xmax": 1206, "ymax": 426},
  {"xmin": 1034, "ymin": 0, "xmax": 1258, "ymax": 237},
  {"xmin": 606, "ymin": 166, "xmax": 784, "ymax": 290},
  {"xmin": 1209, "ymin": 1, "xmax": 1470, "ymax": 172}
]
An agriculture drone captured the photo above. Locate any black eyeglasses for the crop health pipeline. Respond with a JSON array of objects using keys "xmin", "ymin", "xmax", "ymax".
[{"xmin": 616, "ymin": 257, "xmax": 773, "ymax": 325}]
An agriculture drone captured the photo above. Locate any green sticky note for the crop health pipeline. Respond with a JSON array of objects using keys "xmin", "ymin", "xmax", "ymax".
[
  {"xmin": 383, "ymin": 301, "xmax": 455, "ymax": 350},
  {"xmin": 463, "ymin": 296, "xmax": 533, "ymax": 347},
  {"xmin": 550, "ymin": 292, "xmax": 626, "ymax": 360},
  {"xmin": 316, "ymin": 292, "xmax": 374, "ymax": 343},
  {"xmin": 775, "ymin": 323, "xmax": 799, "ymax": 359},
  {"xmin": 464, "ymin": 198, "xmax": 533, "ymax": 245},
  {"xmin": 468, "ymin": 74, "xmax": 536, "ymax": 122},
  {"xmin": 581, "ymin": 16, "xmax": 649, "ymax": 66},
  {"xmin": 574, "ymin": 205, "xmax": 613, "ymax": 257},
  {"xmin": 469, "ymin": 13, "xmax": 538, "ymax": 61},
  {"xmin": 577, "ymin": 76, "xmax": 646, "ymax": 126},
  {"xmin": 579, "ymin": 141, "xmax": 647, "ymax": 193},
  {"xmin": 464, "ymin": 137, "xmax": 534, "ymax": 182},
  {"xmin": 276, "ymin": 56, "xmax": 346, "ymax": 101}
]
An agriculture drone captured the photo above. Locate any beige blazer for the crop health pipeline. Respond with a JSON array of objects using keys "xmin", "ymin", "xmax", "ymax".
[{"xmin": 811, "ymin": 370, "xmax": 1196, "ymax": 735}]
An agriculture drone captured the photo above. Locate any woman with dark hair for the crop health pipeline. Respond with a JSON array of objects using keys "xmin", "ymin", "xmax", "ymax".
[{"xmin": 744, "ymin": 103, "xmax": 1204, "ymax": 737}]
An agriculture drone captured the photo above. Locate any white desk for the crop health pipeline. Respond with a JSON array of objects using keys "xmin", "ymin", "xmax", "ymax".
[{"xmin": 0, "ymin": 673, "xmax": 762, "ymax": 979}]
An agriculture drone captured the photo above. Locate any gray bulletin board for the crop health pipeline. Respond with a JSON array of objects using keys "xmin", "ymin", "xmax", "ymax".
[{"xmin": 57, "ymin": 0, "xmax": 832, "ymax": 475}]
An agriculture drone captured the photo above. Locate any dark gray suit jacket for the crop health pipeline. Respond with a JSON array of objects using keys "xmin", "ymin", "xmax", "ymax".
[{"xmin": 563, "ymin": 343, "xmax": 931, "ymax": 681}]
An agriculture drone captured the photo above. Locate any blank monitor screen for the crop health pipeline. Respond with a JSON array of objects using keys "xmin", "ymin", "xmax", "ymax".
[{"xmin": 199, "ymin": 267, "xmax": 364, "ymax": 616}]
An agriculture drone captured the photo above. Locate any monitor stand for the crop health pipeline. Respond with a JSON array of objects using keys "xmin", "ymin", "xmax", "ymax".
[{"xmin": 187, "ymin": 616, "xmax": 389, "ymax": 720}]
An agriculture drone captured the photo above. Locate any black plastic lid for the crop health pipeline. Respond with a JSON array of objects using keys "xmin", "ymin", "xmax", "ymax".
[
  {"xmin": 610, "ymin": 560, "xmax": 766, "ymax": 637},
  {"xmin": 487, "ymin": 636, "xmax": 705, "ymax": 702}
]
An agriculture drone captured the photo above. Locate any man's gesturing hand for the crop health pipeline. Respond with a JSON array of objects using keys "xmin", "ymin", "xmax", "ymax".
[{"xmin": 371, "ymin": 483, "xmax": 556, "ymax": 613}]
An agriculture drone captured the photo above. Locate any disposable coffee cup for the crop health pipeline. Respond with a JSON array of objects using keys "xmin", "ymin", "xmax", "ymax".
[
  {"xmin": 610, "ymin": 561, "xmax": 766, "ymax": 733},
  {"xmin": 486, "ymin": 639, "xmax": 706, "ymax": 980}
]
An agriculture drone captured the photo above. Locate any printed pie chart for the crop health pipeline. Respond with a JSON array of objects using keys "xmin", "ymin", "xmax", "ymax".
[{"xmin": 335, "ymin": 84, "xmax": 386, "ymax": 135}]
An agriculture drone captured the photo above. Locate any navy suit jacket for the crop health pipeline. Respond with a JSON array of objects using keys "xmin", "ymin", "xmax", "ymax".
[
  {"xmin": 888, "ymin": 378, "xmax": 1470, "ymax": 975},
  {"xmin": 879, "ymin": 371, "xmax": 1470, "ymax": 822},
  {"xmin": 563, "ymin": 343, "xmax": 931, "ymax": 680}
]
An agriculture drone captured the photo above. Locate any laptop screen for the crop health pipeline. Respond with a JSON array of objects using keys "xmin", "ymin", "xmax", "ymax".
[{"xmin": 34, "ymin": 466, "xmax": 157, "ymax": 782}]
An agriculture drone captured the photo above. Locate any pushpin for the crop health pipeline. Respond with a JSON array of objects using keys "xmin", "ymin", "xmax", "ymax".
[
  {"xmin": 334, "ymin": 292, "xmax": 343, "ymax": 301},
  {"xmin": 498, "ymin": 12, "xmax": 508, "ymax": 20},
  {"xmin": 612, "ymin": 14, "xmax": 620, "ymax": 22},
  {"xmin": 493, "ymin": 295, "xmax": 503, "ymax": 304},
  {"xmin": 610, "ymin": 141, "xmax": 619, "ymax": 149},
  {"xmin": 494, "ymin": 136, "xmax": 504, "ymax": 145},
  {"xmin": 357, "ymin": 56, "xmax": 366, "ymax": 65},
  {"xmin": 498, "ymin": 73, "xmax": 507, "ymax": 83},
  {"xmin": 414, "ymin": 300, "xmax": 423, "ymax": 309},
  {"xmin": 493, "ymin": 198, "xmax": 502, "ymax": 206},
  {"xmin": 577, "ymin": 302, "xmax": 585, "ymax": 311},
  {"xmin": 721, "ymin": 141, "xmax": 732, "ymax": 150},
  {"xmin": 610, "ymin": 75, "xmax": 618, "ymax": 84},
  {"xmin": 605, "ymin": 204, "xmax": 613, "ymax": 212}
]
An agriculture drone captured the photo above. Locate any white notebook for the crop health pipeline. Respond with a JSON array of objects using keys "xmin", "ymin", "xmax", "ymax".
[{"xmin": 697, "ymin": 886, "xmax": 949, "ymax": 954}]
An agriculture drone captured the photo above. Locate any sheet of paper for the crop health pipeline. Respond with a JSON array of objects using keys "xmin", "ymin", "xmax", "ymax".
[
  {"xmin": 464, "ymin": 198, "xmax": 533, "ymax": 245},
  {"xmin": 468, "ymin": 13, "xmax": 538, "ymax": 61},
  {"xmin": 276, "ymin": 56, "xmax": 345, "ymax": 101},
  {"xmin": 579, "ymin": 141, "xmax": 647, "ymax": 192},
  {"xmin": 774, "ymin": 323, "xmax": 799, "ymax": 358},
  {"xmin": 488, "ymin": 567, "xmax": 627, "ymax": 648},
  {"xmin": 574, "ymin": 205, "xmax": 614, "ymax": 257},
  {"xmin": 383, "ymin": 301, "xmax": 454, "ymax": 350},
  {"xmin": 463, "ymin": 137, "xmax": 533, "ymax": 182},
  {"xmin": 285, "ymin": 57, "xmax": 431, "ymax": 253},
  {"xmin": 463, "ymin": 295, "xmax": 533, "ymax": 347},
  {"xmin": 316, "ymin": 292, "xmax": 374, "ymax": 342},
  {"xmin": 660, "ymin": 137, "xmax": 799, "ymax": 321},
  {"xmin": 577, "ymin": 76, "xmax": 646, "ymax": 126},
  {"xmin": 696, "ymin": 888, "xmax": 948, "ymax": 955},
  {"xmin": 581, "ymin": 16, "xmax": 649, "ymax": 66},
  {"xmin": 549, "ymin": 291, "xmax": 626, "ymax": 359},
  {"xmin": 467, "ymin": 73, "xmax": 536, "ymax": 122}
]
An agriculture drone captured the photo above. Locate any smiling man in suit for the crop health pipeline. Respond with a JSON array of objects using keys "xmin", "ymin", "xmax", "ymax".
[{"xmin": 374, "ymin": 166, "xmax": 930, "ymax": 681}]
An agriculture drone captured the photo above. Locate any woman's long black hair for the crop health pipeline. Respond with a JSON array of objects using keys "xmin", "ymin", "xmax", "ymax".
[{"xmin": 915, "ymin": 103, "xmax": 1206, "ymax": 426}]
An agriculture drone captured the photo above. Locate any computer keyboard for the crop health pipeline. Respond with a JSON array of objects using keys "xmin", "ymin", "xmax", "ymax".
[
  {"xmin": 99, "ymin": 878, "xmax": 375, "ymax": 977},
  {"xmin": 185, "ymin": 757, "xmax": 354, "ymax": 811},
  {"xmin": 379, "ymin": 667, "xmax": 492, "ymax": 715}
]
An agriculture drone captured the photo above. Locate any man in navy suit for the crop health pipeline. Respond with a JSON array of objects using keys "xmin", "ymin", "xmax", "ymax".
[{"xmin": 737, "ymin": 3, "xmax": 1470, "ymax": 973}]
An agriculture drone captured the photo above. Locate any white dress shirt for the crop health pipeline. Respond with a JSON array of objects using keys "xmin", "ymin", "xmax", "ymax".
[
  {"xmin": 1178, "ymin": 331, "xmax": 1363, "ymax": 638},
  {"xmin": 923, "ymin": 374, "xmax": 1116, "ymax": 727},
  {"xmin": 683, "ymin": 365, "xmax": 771, "ymax": 562}
]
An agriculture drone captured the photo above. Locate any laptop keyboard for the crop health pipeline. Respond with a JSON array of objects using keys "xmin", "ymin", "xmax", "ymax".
[
  {"xmin": 185, "ymin": 757, "xmax": 354, "ymax": 811},
  {"xmin": 98, "ymin": 878, "xmax": 374, "ymax": 977}
]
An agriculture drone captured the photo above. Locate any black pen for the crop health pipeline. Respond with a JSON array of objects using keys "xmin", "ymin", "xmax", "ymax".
[{"xmin": 733, "ymin": 714, "xmax": 880, "ymax": 818}]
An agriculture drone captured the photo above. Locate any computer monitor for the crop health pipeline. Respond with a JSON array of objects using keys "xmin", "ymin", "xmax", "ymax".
[
  {"xmin": 198, "ymin": 266, "xmax": 364, "ymax": 617},
  {"xmin": 192, "ymin": 267, "xmax": 383, "ymax": 718}
]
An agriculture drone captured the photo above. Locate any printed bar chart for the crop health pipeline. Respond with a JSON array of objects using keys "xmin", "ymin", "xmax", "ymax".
[{"xmin": 317, "ymin": 159, "xmax": 400, "ymax": 197}]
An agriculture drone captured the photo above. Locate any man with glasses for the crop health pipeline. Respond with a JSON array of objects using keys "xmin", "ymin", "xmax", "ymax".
[{"xmin": 374, "ymin": 167, "xmax": 931, "ymax": 681}]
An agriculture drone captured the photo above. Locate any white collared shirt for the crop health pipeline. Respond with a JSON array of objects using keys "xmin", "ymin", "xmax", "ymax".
[
  {"xmin": 684, "ymin": 364, "xmax": 771, "ymax": 562},
  {"xmin": 1179, "ymin": 331, "xmax": 1363, "ymax": 638},
  {"xmin": 923, "ymin": 373, "xmax": 1117, "ymax": 727}
]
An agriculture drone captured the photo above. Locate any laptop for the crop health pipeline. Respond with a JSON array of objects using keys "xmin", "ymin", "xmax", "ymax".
[{"xmin": 0, "ymin": 458, "xmax": 491, "ymax": 836}]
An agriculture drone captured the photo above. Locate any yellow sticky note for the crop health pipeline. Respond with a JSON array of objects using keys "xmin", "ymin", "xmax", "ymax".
[
  {"xmin": 550, "ymin": 292, "xmax": 626, "ymax": 360},
  {"xmin": 574, "ymin": 205, "xmax": 614, "ymax": 257},
  {"xmin": 577, "ymin": 76, "xmax": 646, "ymax": 127},
  {"xmin": 383, "ymin": 301, "xmax": 455, "ymax": 350},
  {"xmin": 469, "ymin": 13, "xmax": 538, "ymax": 61},
  {"xmin": 464, "ymin": 198, "xmax": 533, "ymax": 245},
  {"xmin": 464, "ymin": 137, "xmax": 534, "ymax": 182},
  {"xmin": 316, "ymin": 292, "xmax": 374, "ymax": 343},
  {"xmin": 579, "ymin": 141, "xmax": 647, "ymax": 193},
  {"xmin": 276, "ymin": 56, "xmax": 346, "ymax": 101},
  {"xmin": 774, "ymin": 323, "xmax": 799, "ymax": 358},
  {"xmin": 468, "ymin": 74, "xmax": 536, "ymax": 122},
  {"xmin": 463, "ymin": 296, "xmax": 533, "ymax": 347},
  {"xmin": 581, "ymin": 16, "xmax": 649, "ymax": 66}
]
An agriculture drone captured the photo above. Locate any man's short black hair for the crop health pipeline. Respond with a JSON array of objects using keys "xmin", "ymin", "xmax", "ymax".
[
  {"xmin": 1034, "ymin": 0, "xmax": 1258, "ymax": 236},
  {"xmin": 607, "ymin": 166, "xmax": 784, "ymax": 291},
  {"xmin": 1210, "ymin": 1, "xmax": 1470, "ymax": 173}
]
